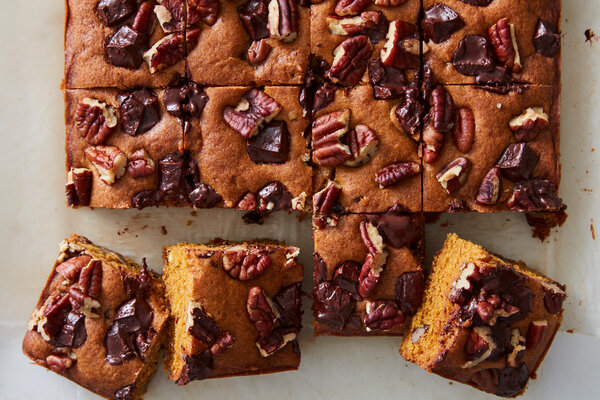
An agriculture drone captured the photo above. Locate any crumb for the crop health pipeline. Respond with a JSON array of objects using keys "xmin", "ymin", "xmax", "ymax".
[
  {"xmin": 566, "ymin": 329, "xmax": 574, "ymax": 334},
  {"xmin": 448, "ymin": 382, "xmax": 453, "ymax": 385},
  {"xmin": 160, "ymin": 226, "xmax": 168, "ymax": 235},
  {"xmin": 117, "ymin": 227, "xmax": 130, "ymax": 236},
  {"xmin": 579, "ymin": 300, "xmax": 583, "ymax": 306},
  {"xmin": 585, "ymin": 28, "xmax": 597, "ymax": 45},
  {"xmin": 190, "ymin": 211, "xmax": 197, "ymax": 216},
  {"xmin": 591, "ymin": 219, "xmax": 596, "ymax": 240},
  {"xmin": 187, "ymin": 220, "xmax": 193, "ymax": 226},
  {"xmin": 440, "ymin": 220, "xmax": 449, "ymax": 227},
  {"xmin": 592, "ymin": 148, "xmax": 596, "ymax": 153}
]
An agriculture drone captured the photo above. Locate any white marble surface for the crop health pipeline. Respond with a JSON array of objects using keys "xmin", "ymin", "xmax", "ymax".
[{"xmin": 0, "ymin": 1, "xmax": 599, "ymax": 399}]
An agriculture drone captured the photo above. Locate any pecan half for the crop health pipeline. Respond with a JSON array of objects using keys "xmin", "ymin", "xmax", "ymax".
[
  {"xmin": 380, "ymin": 20, "xmax": 420, "ymax": 70},
  {"xmin": 488, "ymin": 18, "xmax": 522, "ymax": 73},
  {"xmin": 247, "ymin": 287, "xmax": 279, "ymax": 337},
  {"xmin": 78, "ymin": 259, "xmax": 103, "ymax": 299},
  {"xmin": 326, "ymin": 35, "xmax": 373, "ymax": 86},
  {"xmin": 327, "ymin": 12, "xmax": 380, "ymax": 35},
  {"xmin": 344, "ymin": 124, "xmax": 379, "ymax": 167},
  {"xmin": 56, "ymin": 255, "xmax": 92, "ymax": 282},
  {"xmin": 375, "ymin": 162, "xmax": 420, "ymax": 188},
  {"xmin": 430, "ymin": 86, "xmax": 454, "ymax": 132},
  {"xmin": 132, "ymin": 1, "xmax": 155, "ymax": 35},
  {"xmin": 313, "ymin": 180, "xmax": 342, "ymax": 216},
  {"xmin": 68, "ymin": 287, "xmax": 101, "ymax": 318},
  {"xmin": 84, "ymin": 145, "xmax": 127, "ymax": 185},
  {"xmin": 358, "ymin": 252, "xmax": 388, "ymax": 298},
  {"xmin": 436, "ymin": 157, "xmax": 471, "ymax": 194},
  {"xmin": 75, "ymin": 98, "xmax": 118, "ymax": 145},
  {"xmin": 452, "ymin": 108, "xmax": 475, "ymax": 153},
  {"xmin": 476, "ymin": 167, "xmax": 501, "ymax": 205},
  {"xmin": 143, "ymin": 28, "xmax": 201, "ymax": 73},
  {"xmin": 364, "ymin": 300, "xmax": 405, "ymax": 331},
  {"xmin": 127, "ymin": 149, "xmax": 155, "ymax": 178},
  {"xmin": 311, "ymin": 109, "xmax": 352, "ymax": 167},
  {"xmin": 222, "ymin": 248, "xmax": 271, "ymax": 280},
  {"xmin": 46, "ymin": 351, "xmax": 76, "ymax": 374},
  {"xmin": 509, "ymin": 107, "xmax": 549, "ymax": 142},
  {"xmin": 334, "ymin": 0, "xmax": 372, "ymax": 16},
  {"xmin": 223, "ymin": 89, "xmax": 282, "ymax": 139},
  {"xmin": 210, "ymin": 331, "xmax": 236, "ymax": 355},
  {"xmin": 267, "ymin": 0, "xmax": 299, "ymax": 42},
  {"xmin": 188, "ymin": 0, "xmax": 221, "ymax": 26},
  {"xmin": 359, "ymin": 220, "xmax": 385, "ymax": 255},
  {"xmin": 421, "ymin": 124, "xmax": 444, "ymax": 164},
  {"xmin": 247, "ymin": 40, "xmax": 272, "ymax": 64},
  {"xmin": 66, "ymin": 168, "xmax": 93, "ymax": 207}
]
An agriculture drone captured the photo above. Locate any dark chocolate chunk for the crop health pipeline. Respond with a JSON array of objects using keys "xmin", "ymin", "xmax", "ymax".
[
  {"xmin": 542, "ymin": 283, "xmax": 566, "ymax": 314},
  {"xmin": 395, "ymin": 87, "xmax": 424, "ymax": 138},
  {"xmin": 312, "ymin": 282, "xmax": 356, "ymax": 330},
  {"xmin": 452, "ymin": 35, "xmax": 496, "ymax": 76},
  {"xmin": 363, "ymin": 13, "xmax": 389, "ymax": 44},
  {"xmin": 114, "ymin": 384, "xmax": 135, "ymax": 400},
  {"xmin": 533, "ymin": 19, "xmax": 561, "ymax": 58},
  {"xmin": 496, "ymin": 364, "xmax": 529, "ymax": 397},
  {"xmin": 158, "ymin": 153, "xmax": 186, "ymax": 195},
  {"xmin": 394, "ymin": 271, "xmax": 424, "ymax": 315},
  {"xmin": 458, "ymin": 0, "xmax": 493, "ymax": 6},
  {"xmin": 237, "ymin": 0, "xmax": 269, "ymax": 41},
  {"xmin": 105, "ymin": 297, "xmax": 154, "ymax": 365},
  {"xmin": 507, "ymin": 179, "xmax": 562, "ymax": 211},
  {"xmin": 273, "ymin": 283, "xmax": 303, "ymax": 328},
  {"xmin": 52, "ymin": 311, "xmax": 87, "ymax": 348},
  {"xmin": 423, "ymin": 4, "xmax": 464, "ymax": 44},
  {"xmin": 256, "ymin": 326, "xmax": 297, "ymax": 356},
  {"xmin": 97, "ymin": 0, "xmax": 137, "ymax": 27},
  {"xmin": 257, "ymin": 181, "xmax": 293, "ymax": 213},
  {"xmin": 189, "ymin": 183, "xmax": 222, "ymax": 208},
  {"xmin": 247, "ymin": 120, "xmax": 290, "ymax": 164},
  {"xmin": 180, "ymin": 350, "xmax": 214, "ymax": 384},
  {"xmin": 118, "ymin": 89, "xmax": 161, "ymax": 136},
  {"xmin": 475, "ymin": 65, "xmax": 511, "ymax": 86},
  {"xmin": 314, "ymin": 252, "xmax": 328, "ymax": 285},
  {"xmin": 367, "ymin": 213, "xmax": 420, "ymax": 248},
  {"xmin": 188, "ymin": 306, "xmax": 220, "ymax": 343},
  {"xmin": 105, "ymin": 25, "xmax": 147, "ymax": 69},
  {"xmin": 313, "ymin": 84, "xmax": 337, "ymax": 115},
  {"xmin": 132, "ymin": 189, "xmax": 159, "ymax": 209},
  {"xmin": 496, "ymin": 143, "xmax": 539, "ymax": 182},
  {"xmin": 332, "ymin": 261, "xmax": 362, "ymax": 301},
  {"xmin": 164, "ymin": 82, "xmax": 208, "ymax": 121},
  {"xmin": 368, "ymin": 58, "xmax": 408, "ymax": 100}
]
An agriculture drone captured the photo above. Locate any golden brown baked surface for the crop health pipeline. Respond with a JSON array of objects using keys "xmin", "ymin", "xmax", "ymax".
[
  {"xmin": 22, "ymin": 234, "xmax": 170, "ymax": 400},
  {"xmin": 163, "ymin": 241, "xmax": 303, "ymax": 384},
  {"xmin": 400, "ymin": 233, "xmax": 566, "ymax": 397}
]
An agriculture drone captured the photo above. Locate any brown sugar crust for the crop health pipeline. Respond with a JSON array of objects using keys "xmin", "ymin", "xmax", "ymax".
[
  {"xmin": 423, "ymin": 0, "xmax": 561, "ymax": 85},
  {"xmin": 313, "ymin": 85, "xmax": 422, "ymax": 212},
  {"xmin": 190, "ymin": 86, "xmax": 312, "ymax": 208},
  {"xmin": 400, "ymin": 233, "xmax": 565, "ymax": 396},
  {"xmin": 64, "ymin": 0, "xmax": 186, "ymax": 89},
  {"xmin": 64, "ymin": 88, "xmax": 184, "ymax": 208},
  {"xmin": 422, "ymin": 85, "xmax": 560, "ymax": 212},
  {"xmin": 313, "ymin": 213, "xmax": 424, "ymax": 336},
  {"xmin": 22, "ymin": 234, "xmax": 170, "ymax": 400},
  {"xmin": 163, "ymin": 241, "xmax": 303, "ymax": 382},
  {"xmin": 186, "ymin": 0, "xmax": 309, "ymax": 85}
]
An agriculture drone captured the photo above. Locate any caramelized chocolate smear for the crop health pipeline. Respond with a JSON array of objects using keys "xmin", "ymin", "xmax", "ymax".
[
  {"xmin": 188, "ymin": 307, "xmax": 220, "ymax": 343},
  {"xmin": 164, "ymin": 82, "xmax": 209, "ymax": 121}
]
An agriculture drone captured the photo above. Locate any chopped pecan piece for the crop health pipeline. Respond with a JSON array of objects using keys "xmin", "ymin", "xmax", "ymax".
[
  {"xmin": 155, "ymin": 0, "xmax": 186, "ymax": 32},
  {"xmin": 509, "ymin": 107, "xmax": 549, "ymax": 142},
  {"xmin": 421, "ymin": 124, "xmax": 444, "ymax": 164},
  {"xmin": 210, "ymin": 331, "xmax": 236, "ymax": 355},
  {"xmin": 267, "ymin": 0, "xmax": 299, "ymax": 42},
  {"xmin": 358, "ymin": 252, "xmax": 388, "ymax": 298},
  {"xmin": 247, "ymin": 40, "xmax": 272, "ymax": 64},
  {"xmin": 436, "ymin": 157, "xmax": 471, "ymax": 194},
  {"xmin": 391, "ymin": 87, "xmax": 423, "ymax": 140},
  {"xmin": 462, "ymin": 326, "xmax": 497, "ymax": 368},
  {"xmin": 56, "ymin": 255, "xmax": 92, "ymax": 282},
  {"xmin": 223, "ymin": 89, "xmax": 282, "ymax": 139},
  {"xmin": 507, "ymin": 179, "xmax": 562, "ymax": 211},
  {"xmin": 84, "ymin": 145, "xmax": 128, "ymax": 185},
  {"xmin": 313, "ymin": 180, "xmax": 342, "ymax": 216},
  {"xmin": 476, "ymin": 167, "xmax": 501, "ymax": 205},
  {"xmin": 326, "ymin": 35, "xmax": 373, "ymax": 86},
  {"xmin": 68, "ymin": 287, "xmax": 101, "ymax": 318},
  {"xmin": 66, "ymin": 168, "xmax": 93, "ymax": 207},
  {"xmin": 236, "ymin": 192, "xmax": 258, "ymax": 211},
  {"xmin": 364, "ymin": 300, "xmax": 405, "ymax": 331},
  {"xmin": 507, "ymin": 329, "xmax": 526, "ymax": 367},
  {"xmin": 143, "ymin": 28, "xmax": 201, "ymax": 73},
  {"xmin": 327, "ymin": 12, "xmax": 380, "ymax": 35},
  {"xmin": 375, "ymin": 162, "xmax": 420, "ymax": 188},
  {"xmin": 488, "ymin": 18, "xmax": 522, "ymax": 73},
  {"xmin": 526, "ymin": 319, "xmax": 548, "ymax": 349},
  {"xmin": 359, "ymin": 220, "xmax": 385, "ymax": 255},
  {"xmin": 75, "ymin": 98, "xmax": 118, "ymax": 145},
  {"xmin": 374, "ymin": 0, "xmax": 404, "ymax": 5},
  {"xmin": 541, "ymin": 280, "xmax": 566, "ymax": 314},
  {"xmin": 127, "ymin": 149, "xmax": 155, "ymax": 178},
  {"xmin": 311, "ymin": 109, "xmax": 352, "ymax": 167},
  {"xmin": 334, "ymin": 0, "xmax": 372, "ymax": 16},
  {"xmin": 188, "ymin": 0, "xmax": 221, "ymax": 26},
  {"xmin": 46, "ymin": 351, "xmax": 76, "ymax": 374},
  {"xmin": 344, "ymin": 124, "xmax": 379, "ymax": 167},
  {"xmin": 256, "ymin": 326, "xmax": 298, "ymax": 357},
  {"xmin": 223, "ymin": 248, "xmax": 271, "ymax": 280},
  {"xmin": 380, "ymin": 20, "xmax": 420, "ymax": 70}
]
